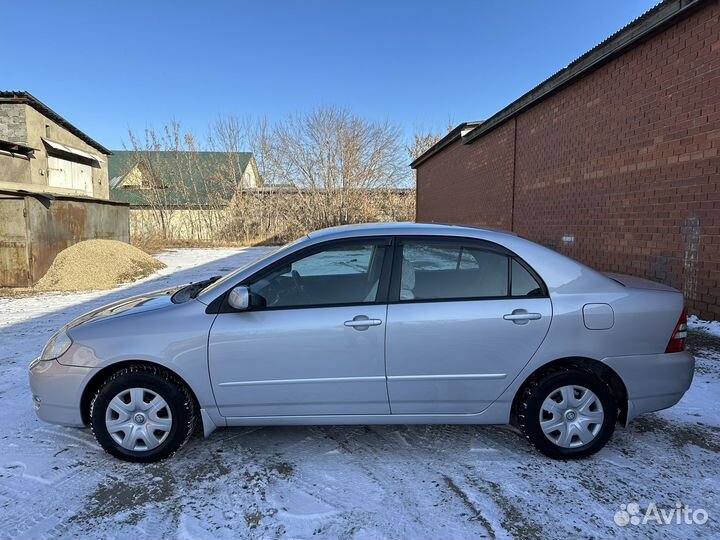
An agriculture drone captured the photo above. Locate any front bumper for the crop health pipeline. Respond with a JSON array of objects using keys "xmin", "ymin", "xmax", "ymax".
[
  {"xmin": 28, "ymin": 358, "xmax": 93, "ymax": 427},
  {"xmin": 602, "ymin": 351, "xmax": 695, "ymax": 422}
]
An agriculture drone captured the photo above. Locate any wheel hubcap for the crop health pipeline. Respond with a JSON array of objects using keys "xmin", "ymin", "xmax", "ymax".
[
  {"xmin": 539, "ymin": 385, "xmax": 604, "ymax": 448},
  {"xmin": 105, "ymin": 388, "xmax": 172, "ymax": 451}
]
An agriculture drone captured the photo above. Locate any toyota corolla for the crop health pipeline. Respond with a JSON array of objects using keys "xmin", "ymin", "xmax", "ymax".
[{"xmin": 29, "ymin": 223, "xmax": 694, "ymax": 462}]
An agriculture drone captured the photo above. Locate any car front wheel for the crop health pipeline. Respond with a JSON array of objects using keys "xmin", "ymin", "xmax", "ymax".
[
  {"xmin": 90, "ymin": 364, "xmax": 195, "ymax": 462},
  {"xmin": 517, "ymin": 369, "xmax": 617, "ymax": 459}
]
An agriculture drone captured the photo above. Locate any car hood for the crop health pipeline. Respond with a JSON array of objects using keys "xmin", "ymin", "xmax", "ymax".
[{"xmin": 66, "ymin": 286, "xmax": 180, "ymax": 331}]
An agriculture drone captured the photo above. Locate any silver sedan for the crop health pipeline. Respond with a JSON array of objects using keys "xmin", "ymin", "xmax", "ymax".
[{"xmin": 29, "ymin": 223, "xmax": 694, "ymax": 462}]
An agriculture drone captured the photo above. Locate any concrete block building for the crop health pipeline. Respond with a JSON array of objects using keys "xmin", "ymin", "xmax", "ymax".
[{"xmin": 0, "ymin": 92, "xmax": 129, "ymax": 286}]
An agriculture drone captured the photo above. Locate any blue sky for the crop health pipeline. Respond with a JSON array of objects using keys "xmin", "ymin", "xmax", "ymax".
[{"xmin": 5, "ymin": 0, "xmax": 659, "ymax": 150}]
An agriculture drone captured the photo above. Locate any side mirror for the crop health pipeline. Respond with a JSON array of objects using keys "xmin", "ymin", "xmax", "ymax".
[{"xmin": 228, "ymin": 286, "xmax": 250, "ymax": 311}]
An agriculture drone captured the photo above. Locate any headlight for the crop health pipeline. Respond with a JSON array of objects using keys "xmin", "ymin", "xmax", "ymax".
[{"xmin": 40, "ymin": 330, "xmax": 73, "ymax": 361}]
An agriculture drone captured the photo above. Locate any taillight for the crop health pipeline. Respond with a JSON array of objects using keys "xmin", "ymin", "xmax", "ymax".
[{"xmin": 665, "ymin": 308, "xmax": 688, "ymax": 353}]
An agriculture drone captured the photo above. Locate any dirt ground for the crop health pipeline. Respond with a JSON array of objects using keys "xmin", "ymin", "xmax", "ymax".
[
  {"xmin": 0, "ymin": 248, "xmax": 718, "ymax": 540},
  {"xmin": 35, "ymin": 239, "xmax": 166, "ymax": 292}
]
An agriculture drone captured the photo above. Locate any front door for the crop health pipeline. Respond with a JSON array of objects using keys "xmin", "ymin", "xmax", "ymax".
[
  {"xmin": 385, "ymin": 237, "xmax": 552, "ymax": 414},
  {"xmin": 208, "ymin": 238, "xmax": 391, "ymax": 417}
]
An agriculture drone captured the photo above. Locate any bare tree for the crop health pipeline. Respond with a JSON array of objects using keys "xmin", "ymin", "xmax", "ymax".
[
  {"xmin": 407, "ymin": 129, "xmax": 442, "ymax": 163},
  {"xmin": 122, "ymin": 108, "xmax": 416, "ymax": 246},
  {"xmin": 208, "ymin": 115, "xmax": 252, "ymax": 188},
  {"xmin": 241, "ymin": 115, "xmax": 271, "ymax": 180},
  {"xmin": 126, "ymin": 122, "xmax": 235, "ymax": 242},
  {"xmin": 258, "ymin": 106, "xmax": 410, "ymax": 231},
  {"xmin": 406, "ymin": 121, "xmax": 455, "ymax": 162}
]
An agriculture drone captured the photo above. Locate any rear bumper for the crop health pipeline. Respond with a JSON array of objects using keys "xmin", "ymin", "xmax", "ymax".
[
  {"xmin": 28, "ymin": 358, "xmax": 92, "ymax": 427},
  {"xmin": 602, "ymin": 351, "xmax": 694, "ymax": 422}
]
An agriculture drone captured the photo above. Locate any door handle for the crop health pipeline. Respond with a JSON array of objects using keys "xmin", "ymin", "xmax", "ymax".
[
  {"xmin": 344, "ymin": 316, "xmax": 382, "ymax": 330},
  {"xmin": 503, "ymin": 310, "xmax": 542, "ymax": 325}
]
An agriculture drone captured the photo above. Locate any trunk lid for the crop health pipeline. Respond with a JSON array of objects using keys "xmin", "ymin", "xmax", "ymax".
[{"xmin": 604, "ymin": 272, "xmax": 679, "ymax": 293}]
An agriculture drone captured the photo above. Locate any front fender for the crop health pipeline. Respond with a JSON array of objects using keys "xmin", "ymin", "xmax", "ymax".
[{"xmin": 58, "ymin": 299, "xmax": 224, "ymax": 427}]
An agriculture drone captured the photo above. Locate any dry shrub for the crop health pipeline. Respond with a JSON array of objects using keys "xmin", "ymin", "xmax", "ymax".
[{"xmin": 222, "ymin": 188, "xmax": 415, "ymax": 244}]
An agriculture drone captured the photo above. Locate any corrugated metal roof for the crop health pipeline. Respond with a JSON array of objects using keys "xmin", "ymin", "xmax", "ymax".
[
  {"xmin": 0, "ymin": 138, "xmax": 36, "ymax": 156},
  {"xmin": 0, "ymin": 91, "xmax": 111, "ymax": 155},
  {"xmin": 109, "ymin": 150, "xmax": 255, "ymax": 207},
  {"xmin": 42, "ymin": 138, "xmax": 104, "ymax": 164},
  {"xmin": 0, "ymin": 186, "xmax": 129, "ymax": 206}
]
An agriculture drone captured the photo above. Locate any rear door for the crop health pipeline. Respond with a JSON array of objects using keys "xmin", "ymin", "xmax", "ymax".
[{"xmin": 385, "ymin": 237, "xmax": 551, "ymax": 414}]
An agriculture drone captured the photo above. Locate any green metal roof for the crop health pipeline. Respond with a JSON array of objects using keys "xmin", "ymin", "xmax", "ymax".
[{"xmin": 109, "ymin": 150, "xmax": 255, "ymax": 207}]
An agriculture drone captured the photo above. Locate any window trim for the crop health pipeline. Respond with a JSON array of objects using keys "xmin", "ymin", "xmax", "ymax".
[
  {"xmin": 214, "ymin": 236, "xmax": 395, "ymax": 313},
  {"xmin": 388, "ymin": 235, "xmax": 548, "ymax": 304}
]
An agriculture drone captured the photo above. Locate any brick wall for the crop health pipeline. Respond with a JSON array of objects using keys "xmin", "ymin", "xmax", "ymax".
[
  {"xmin": 417, "ymin": 121, "xmax": 516, "ymax": 230},
  {"xmin": 416, "ymin": 0, "xmax": 720, "ymax": 319}
]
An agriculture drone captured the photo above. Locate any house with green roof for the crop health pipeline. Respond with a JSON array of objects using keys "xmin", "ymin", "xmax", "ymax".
[
  {"xmin": 108, "ymin": 151, "xmax": 261, "ymax": 241},
  {"xmin": 109, "ymin": 151, "xmax": 260, "ymax": 208}
]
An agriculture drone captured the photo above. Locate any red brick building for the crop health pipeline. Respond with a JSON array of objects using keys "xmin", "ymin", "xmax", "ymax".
[{"xmin": 413, "ymin": 0, "xmax": 720, "ymax": 319}]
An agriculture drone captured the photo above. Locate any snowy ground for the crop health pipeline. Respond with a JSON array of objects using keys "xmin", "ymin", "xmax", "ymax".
[{"xmin": 0, "ymin": 247, "xmax": 718, "ymax": 540}]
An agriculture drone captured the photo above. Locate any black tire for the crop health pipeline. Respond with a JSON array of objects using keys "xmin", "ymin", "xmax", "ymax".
[
  {"xmin": 90, "ymin": 364, "xmax": 196, "ymax": 462},
  {"xmin": 517, "ymin": 369, "xmax": 617, "ymax": 460}
]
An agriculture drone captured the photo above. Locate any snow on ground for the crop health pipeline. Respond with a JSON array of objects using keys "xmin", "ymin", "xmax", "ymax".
[
  {"xmin": 0, "ymin": 247, "xmax": 719, "ymax": 540},
  {"xmin": 689, "ymin": 315, "xmax": 720, "ymax": 339}
]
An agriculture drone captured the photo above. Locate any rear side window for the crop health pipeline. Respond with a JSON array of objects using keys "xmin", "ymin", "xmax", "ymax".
[
  {"xmin": 511, "ymin": 259, "xmax": 543, "ymax": 297},
  {"xmin": 401, "ymin": 244, "xmax": 479, "ymax": 271},
  {"xmin": 399, "ymin": 241, "xmax": 509, "ymax": 301},
  {"xmin": 397, "ymin": 239, "xmax": 545, "ymax": 302}
]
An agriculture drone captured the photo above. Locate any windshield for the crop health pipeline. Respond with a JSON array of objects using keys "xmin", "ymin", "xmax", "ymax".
[{"xmin": 197, "ymin": 236, "xmax": 308, "ymax": 299}]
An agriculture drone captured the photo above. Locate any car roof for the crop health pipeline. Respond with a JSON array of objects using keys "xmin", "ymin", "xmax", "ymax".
[
  {"xmin": 199, "ymin": 221, "xmax": 622, "ymax": 302},
  {"xmin": 306, "ymin": 222, "xmax": 517, "ymax": 241}
]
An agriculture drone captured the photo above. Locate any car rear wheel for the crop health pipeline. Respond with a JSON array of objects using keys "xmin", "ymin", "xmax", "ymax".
[
  {"xmin": 517, "ymin": 369, "xmax": 617, "ymax": 459},
  {"xmin": 90, "ymin": 365, "xmax": 195, "ymax": 462}
]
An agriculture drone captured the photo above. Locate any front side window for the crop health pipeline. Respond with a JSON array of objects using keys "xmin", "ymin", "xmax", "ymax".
[{"xmin": 249, "ymin": 241, "xmax": 386, "ymax": 308}]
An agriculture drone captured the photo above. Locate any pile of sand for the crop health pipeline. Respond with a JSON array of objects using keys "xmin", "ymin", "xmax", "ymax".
[{"xmin": 35, "ymin": 239, "xmax": 166, "ymax": 292}]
